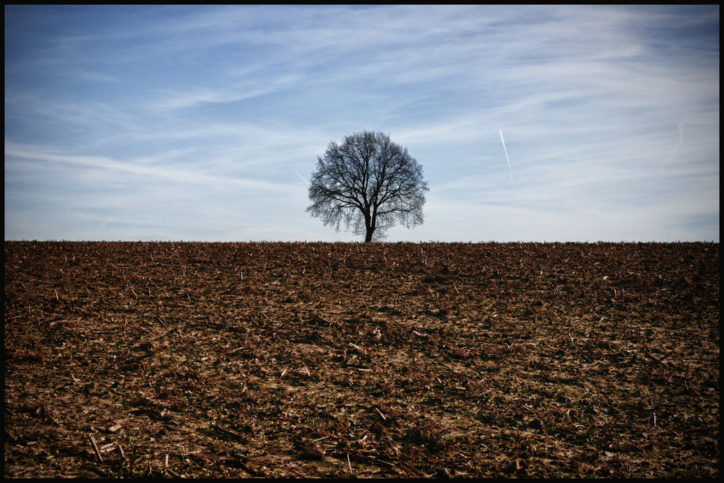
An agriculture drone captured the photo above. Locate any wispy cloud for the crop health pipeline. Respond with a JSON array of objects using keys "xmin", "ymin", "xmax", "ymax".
[{"xmin": 4, "ymin": 144, "xmax": 299, "ymax": 194}]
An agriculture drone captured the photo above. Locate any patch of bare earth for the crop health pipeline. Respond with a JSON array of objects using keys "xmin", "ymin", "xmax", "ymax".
[{"xmin": 3, "ymin": 241, "xmax": 719, "ymax": 477}]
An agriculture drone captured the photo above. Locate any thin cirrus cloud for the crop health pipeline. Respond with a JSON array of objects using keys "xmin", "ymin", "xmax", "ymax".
[
  {"xmin": 4, "ymin": 143, "xmax": 299, "ymax": 194},
  {"xmin": 3, "ymin": 4, "xmax": 719, "ymax": 242}
]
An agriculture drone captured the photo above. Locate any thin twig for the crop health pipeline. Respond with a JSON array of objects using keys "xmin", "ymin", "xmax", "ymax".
[
  {"xmin": 373, "ymin": 456, "xmax": 406, "ymax": 475},
  {"xmin": 89, "ymin": 434, "xmax": 103, "ymax": 462},
  {"xmin": 396, "ymin": 461, "xmax": 423, "ymax": 477},
  {"xmin": 210, "ymin": 422, "xmax": 246, "ymax": 441},
  {"xmin": 348, "ymin": 342, "xmax": 365, "ymax": 354},
  {"xmin": 374, "ymin": 407, "xmax": 387, "ymax": 421},
  {"xmin": 99, "ymin": 442, "xmax": 116, "ymax": 453},
  {"xmin": 166, "ymin": 466, "xmax": 182, "ymax": 478}
]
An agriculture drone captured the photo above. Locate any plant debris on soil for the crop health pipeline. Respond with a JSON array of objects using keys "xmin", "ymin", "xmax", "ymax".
[{"xmin": 3, "ymin": 241, "xmax": 719, "ymax": 478}]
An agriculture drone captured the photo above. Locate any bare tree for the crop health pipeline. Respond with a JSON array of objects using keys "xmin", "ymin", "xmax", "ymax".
[{"xmin": 307, "ymin": 131, "xmax": 429, "ymax": 242}]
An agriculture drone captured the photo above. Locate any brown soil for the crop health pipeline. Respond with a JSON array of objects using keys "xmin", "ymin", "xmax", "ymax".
[{"xmin": 3, "ymin": 241, "xmax": 719, "ymax": 478}]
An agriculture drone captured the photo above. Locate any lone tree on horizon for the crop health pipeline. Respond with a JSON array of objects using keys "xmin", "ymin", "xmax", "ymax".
[{"xmin": 307, "ymin": 131, "xmax": 429, "ymax": 242}]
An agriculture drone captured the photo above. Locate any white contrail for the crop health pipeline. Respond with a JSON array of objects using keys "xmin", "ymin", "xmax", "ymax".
[
  {"xmin": 499, "ymin": 129, "xmax": 514, "ymax": 185},
  {"xmin": 293, "ymin": 169, "xmax": 307, "ymax": 185}
]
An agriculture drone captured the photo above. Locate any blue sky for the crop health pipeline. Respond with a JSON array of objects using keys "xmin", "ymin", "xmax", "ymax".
[{"xmin": 4, "ymin": 5, "xmax": 719, "ymax": 242}]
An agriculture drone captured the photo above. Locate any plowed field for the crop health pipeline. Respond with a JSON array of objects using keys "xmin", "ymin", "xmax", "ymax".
[{"xmin": 3, "ymin": 241, "xmax": 719, "ymax": 478}]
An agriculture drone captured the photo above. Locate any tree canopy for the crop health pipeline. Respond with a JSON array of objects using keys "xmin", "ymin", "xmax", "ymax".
[{"xmin": 307, "ymin": 131, "xmax": 428, "ymax": 242}]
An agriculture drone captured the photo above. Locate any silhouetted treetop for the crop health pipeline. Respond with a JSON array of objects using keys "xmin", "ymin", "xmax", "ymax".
[{"xmin": 307, "ymin": 131, "xmax": 428, "ymax": 242}]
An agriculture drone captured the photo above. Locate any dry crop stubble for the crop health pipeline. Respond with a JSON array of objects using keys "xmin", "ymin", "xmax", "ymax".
[{"xmin": 3, "ymin": 241, "xmax": 719, "ymax": 478}]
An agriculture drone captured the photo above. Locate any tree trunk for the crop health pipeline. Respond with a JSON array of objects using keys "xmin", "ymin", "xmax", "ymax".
[
  {"xmin": 364, "ymin": 227, "xmax": 374, "ymax": 242},
  {"xmin": 364, "ymin": 210, "xmax": 374, "ymax": 242}
]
